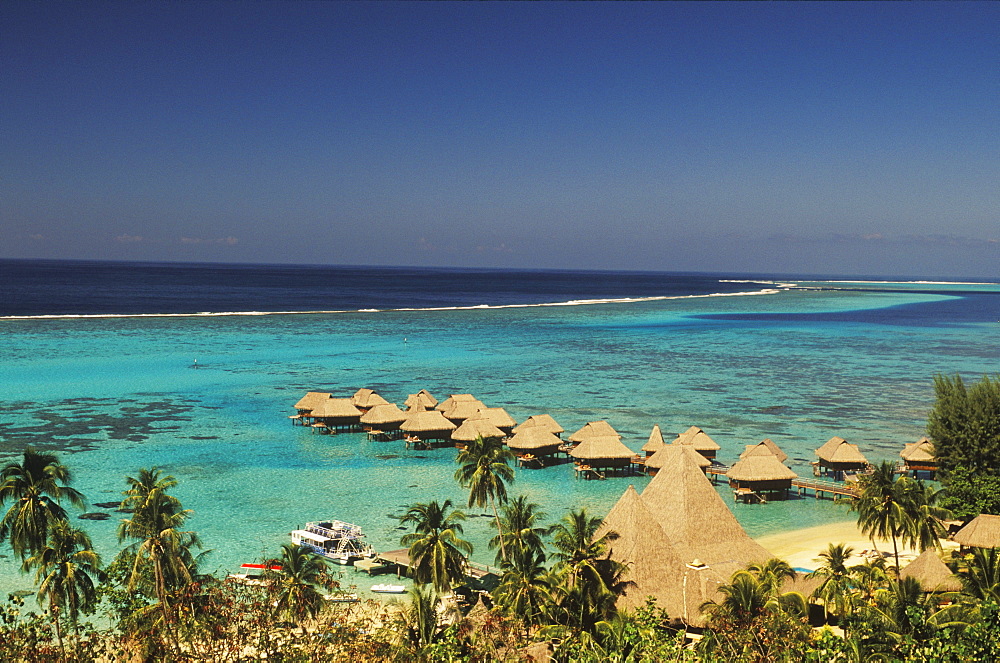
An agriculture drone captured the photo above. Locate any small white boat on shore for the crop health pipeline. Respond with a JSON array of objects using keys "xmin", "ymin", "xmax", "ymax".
[
  {"xmin": 291, "ymin": 519, "xmax": 376, "ymax": 565},
  {"xmin": 370, "ymin": 583, "xmax": 407, "ymax": 594}
]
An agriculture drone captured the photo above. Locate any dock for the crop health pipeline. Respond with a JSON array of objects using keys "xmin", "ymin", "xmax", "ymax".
[
  {"xmin": 373, "ymin": 549, "xmax": 497, "ymax": 580},
  {"xmin": 706, "ymin": 465, "xmax": 859, "ymax": 499}
]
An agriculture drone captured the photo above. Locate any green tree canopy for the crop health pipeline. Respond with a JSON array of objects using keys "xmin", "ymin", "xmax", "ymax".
[{"xmin": 928, "ymin": 374, "xmax": 1000, "ymax": 476}]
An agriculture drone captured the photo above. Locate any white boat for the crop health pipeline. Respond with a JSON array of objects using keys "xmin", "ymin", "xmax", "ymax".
[
  {"xmin": 324, "ymin": 592, "xmax": 361, "ymax": 603},
  {"xmin": 370, "ymin": 583, "xmax": 407, "ymax": 594},
  {"xmin": 291, "ymin": 519, "xmax": 376, "ymax": 565}
]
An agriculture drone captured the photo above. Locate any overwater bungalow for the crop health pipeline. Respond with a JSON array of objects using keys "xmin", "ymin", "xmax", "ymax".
[
  {"xmin": 310, "ymin": 398, "xmax": 362, "ymax": 432},
  {"xmin": 512, "ymin": 414, "xmax": 564, "ymax": 437},
  {"xmin": 292, "ymin": 391, "xmax": 332, "ymax": 424},
  {"xmin": 952, "ymin": 513, "xmax": 1000, "ymax": 550},
  {"xmin": 813, "ymin": 436, "xmax": 869, "ymax": 479},
  {"xmin": 726, "ymin": 444, "xmax": 797, "ymax": 501},
  {"xmin": 476, "ymin": 407, "xmax": 517, "ymax": 434},
  {"xmin": 404, "ymin": 389, "xmax": 438, "ymax": 411},
  {"xmin": 597, "ymin": 446, "xmax": 772, "ymax": 626},
  {"xmin": 900, "ymin": 437, "xmax": 937, "ymax": 478},
  {"xmin": 359, "ymin": 402, "xmax": 407, "ymax": 434},
  {"xmin": 436, "ymin": 393, "xmax": 478, "ymax": 412},
  {"xmin": 644, "ymin": 444, "xmax": 710, "ymax": 476},
  {"xmin": 569, "ymin": 434, "xmax": 636, "ymax": 475},
  {"xmin": 901, "ymin": 549, "xmax": 962, "ymax": 593},
  {"xmin": 400, "ymin": 408, "xmax": 457, "ymax": 443},
  {"xmin": 740, "ymin": 438, "xmax": 788, "ymax": 463},
  {"xmin": 568, "ymin": 420, "xmax": 620, "ymax": 445},
  {"xmin": 507, "ymin": 426, "xmax": 563, "ymax": 464},
  {"xmin": 671, "ymin": 426, "xmax": 721, "ymax": 460},
  {"xmin": 640, "ymin": 425, "xmax": 665, "ymax": 458},
  {"xmin": 442, "ymin": 399, "xmax": 487, "ymax": 424},
  {"xmin": 351, "ymin": 388, "xmax": 389, "ymax": 412},
  {"xmin": 451, "ymin": 415, "xmax": 506, "ymax": 444}
]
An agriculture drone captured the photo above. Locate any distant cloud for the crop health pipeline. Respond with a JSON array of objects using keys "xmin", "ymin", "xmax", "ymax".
[
  {"xmin": 475, "ymin": 242, "xmax": 513, "ymax": 254},
  {"xmin": 774, "ymin": 232, "xmax": 999, "ymax": 248},
  {"xmin": 28, "ymin": 233, "xmax": 46, "ymax": 241},
  {"xmin": 115, "ymin": 234, "xmax": 144, "ymax": 243},
  {"xmin": 180, "ymin": 236, "xmax": 238, "ymax": 245}
]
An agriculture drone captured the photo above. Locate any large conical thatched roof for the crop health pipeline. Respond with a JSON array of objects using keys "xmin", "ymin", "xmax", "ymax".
[
  {"xmin": 900, "ymin": 437, "xmax": 936, "ymax": 462},
  {"xmin": 641, "ymin": 444, "xmax": 772, "ymax": 567},
  {"xmin": 513, "ymin": 414, "xmax": 564, "ymax": 436},
  {"xmin": 476, "ymin": 407, "xmax": 516, "ymax": 430},
  {"xmin": 815, "ymin": 437, "xmax": 868, "ymax": 464},
  {"xmin": 569, "ymin": 435, "xmax": 635, "ymax": 461},
  {"xmin": 641, "ymin": 425, "xmax": 666, "ymax": 454},
  {"xmin": 404, "ymin": 389, "xmax": 438, "ymax": 410},
  {"xmin": 451, "ymin": 416, "xmax": 506, "ymax": 442},
  {"xmin": 436, "ymin": 394, "xmax": 478, "ymax": 412},
  {"xmin": 597, "ymin": 486, "xmax": 727, "ymax": 623},
  {"xmin": 351, "ymin": 388, "xmax": 388, "ymax": 409},
  {"xmin": 672, "ymin": 426, "xmax": 721, "ymax": 452},
  {"xmin": 294, "ymin": 391, "xmax": 331, "ymax": 411},
  {"xmin": 645, "ymin": 444, "xmax": 710, "ymax": 471},
  {"xmin": 740, "ymin": 438, "xmax": 788, "ymax": 464},
  {"xmin": 310, "ymin": 398, "xmax": 362, "ymax": 419},
  {"xmin": 569, "ymin": 420, "xmax": 620, "ymax": 443},
  {"xmin": 901, "ymin": 549, "xmax": 962, "ymax": 593},
  {"xmin": 401, "ymin": 409, "xmax": 457, "ymax": 433},
  {"xmin": 726, "ymin": 450, "xmax": 797, "ymax": 482},
  {"xmin": 359, "ymin": 402, "xmax": 407, "ymax": 425},
  {"xmin": 953, "ymin": 514, "xmax": 1000, "ymax": 549},
  {"xmin": 507, "ymin": 426, "xmax": 563, "ymax": 452}
]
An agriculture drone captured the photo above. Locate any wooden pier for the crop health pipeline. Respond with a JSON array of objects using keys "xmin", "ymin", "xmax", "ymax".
[{"xmin": 707, "ymin": 465, "xmax": 858, "ymax": 500}]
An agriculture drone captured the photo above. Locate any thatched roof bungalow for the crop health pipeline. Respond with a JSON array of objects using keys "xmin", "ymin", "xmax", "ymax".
[
  {"xmin": 672, "ymin": 426, "xmax": 721, "ymax": 460},
  {"xmin": 640, "ymin": 425, "xmax": 665, "ymax": 458},
  {"xmin": 901, "ymin": 549, "xmax": 962, "ymax": 593},
  {"xmin": 569, "ymin": 435, "xmax": 635, "ymax": 470},
  {"xmin": 310, "ymin": 398, "xmax": 362, "ymax": 430},
  {"xmin": 293, "ymin": 391, "xmax": 331, "ymax": 414},
  {"xmin": 451, "ymin": 415, "xmax": 506, "ymax": 443},
  {"xmin": 900, "ymin": 437, "xmax": 937, "ymax": 477},
  {"xmin": 726, "ymin": 444, "xmax": 797, "ymax": 497},
  {"xmin": 476, "ymin": 407, "xmax": 517, "ymax": 434},
  {"xmin": 404, "ymin": 389, "xmax": 439, "ymax": 411},
  {"xmin": 512, "ymin": 414, "xmax": 564, "ymax": 437},
  {"xmin": 436, "ymin": 394, "xmax": 478, "ymax": 412},
  {"xmin": 442, "ymin": 399, "xmax": 487, "ymax": 424},
  {"xmin": 740, "ymin": 438, "xmax": 788, "ymax": 464},
  {"xmin": 351, "ymin": 388, "xmax": 389, "ymax": 412},
  {"xmin": 953, "ymin": 513, "xmax": 1000, "ymax": 550},
  {"xmin": 644, "ymin": 444, "xmax": 710, "ymax": 476},
  {"xmin": 507, "ymin": 426, "xmax": 563, "ymax": 458},
  {"xmin": 814, "ymin": 436, "xmax": 868, "ymax": 478},
  {"xmin": 568, "ymin": 420, "xmax": 620, "ymax": 444},
  {"xmin": 359, "ymin": 403, "xmax": 407, "ymax": 430},
  {"xmin": 401, "ymin": 409, "xmax": 457, "ymax": 441}
]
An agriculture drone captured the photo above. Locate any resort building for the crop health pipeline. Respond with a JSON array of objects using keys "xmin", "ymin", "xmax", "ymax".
[
  {"xmin": 726, "ymin": 443, "xmax": 797, "ymax": 501},
  {"xmin": 506, "ymin": 426, "xmax": 563, "ymax": 465},
  {"xmin": 400, "ymin": 408, "xmax": 457, "ymax": 442},
  {"xmin": 952, "ymin": 513, "xmax": 1000, "ymax": 550},
  {"xmin": 435, "ymin": 393, "xmax": 479, "ymax": 412},
  {"xmin": 351, "ymin": 388, "xmax": 389, "ymax": 412},
  {"xmin": 739, "ymin": 438, "xmax": 788, "ymax": 464},
  {"xmin": 640, "ymin": 424, "xmax": 665, "ymax": 458},
  {"xmin": 813, "ymin": 436, "xmax": 869, "ymax": 479},
  {"xmin": 671, "ymin": 425, "xmax": 721, "ymax": 460},
  {"xmin": 450, "ymin": 414, "xmax": 506, "ymax": 444},
  {"xmin": 475, "ymin": 407, "xmax": 517, "ymax": 434},
  {"xmin": 403, "ymin": 389, "xmax": 438, "ymax": 410},
  {"xmin": 644, "ymin": 444, "xmax": 710, "ymax": 476},
  {"xmin": 441, "ymin": 398, "xmax": 487, "ymax": 424},
  {"xmin": 309, "ymin": 398, "xmax": 362, "ymax": 432},
  {"xmin": 291, "ymin": 391, "xmax": 331, "ymax": 425},
  {"xmin": 568, "ymin": 420, "xmax": 620, "ymax": 445},
  {"xmin": 569, "ymin": 435, "xmax": 636, "ymax": 474},
  {"xmin": 513, "ymin": 414, "xmax": 564, "ymax": 438},
  {"xmin": 900, "ymin": 437, "xmax": 937, "ymax": 478},
  {"xmin": 900, "ymin": 549, "xmax": 962, "ymax": 593},
  {"xmin": 359, "ymin": 402, "xmax": 407, "ymax": 433}
]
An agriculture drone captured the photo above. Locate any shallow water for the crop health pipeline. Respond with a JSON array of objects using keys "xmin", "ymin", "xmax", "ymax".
[{"xmin": 1, "ymin": 278, "xmax": 999, "ymax": 599}]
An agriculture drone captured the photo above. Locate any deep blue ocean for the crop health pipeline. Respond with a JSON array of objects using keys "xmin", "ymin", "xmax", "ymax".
[{"xmin": 1, "ymin": 259, "xmax": 999, "ymax": 598}]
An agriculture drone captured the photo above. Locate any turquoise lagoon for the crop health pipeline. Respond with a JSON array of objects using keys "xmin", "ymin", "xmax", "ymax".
[{"xmin": 1, "ymin": 284, "xmax": 998, "ymax": 597}]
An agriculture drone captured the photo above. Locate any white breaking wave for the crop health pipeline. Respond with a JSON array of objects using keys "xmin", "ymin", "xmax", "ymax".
[{"xmin": 0, "ymin": 287, "xmax": 785, "ymax": 321}]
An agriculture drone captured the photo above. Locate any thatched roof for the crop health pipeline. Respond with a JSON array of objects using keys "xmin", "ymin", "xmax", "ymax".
[
  {"xmin": 436, "ymin": 394, "xmax": 478, "ymax": 412},
  {"xmin": 640, "ymin": 444, "xmax": 772, "ymax": 568},
  {"xmin": 901, "ymin": 549, "xmax": 962, "ymax": 593},
  {"xmin": 442, "ymin": 399, "xmax": 487, "ymax": 422},
  {"xmin": 953, "ymin": 514, "xmax": 1000, "ymax": 549},
  {"xmin": 645, "ymin": 444, "xmax": 710, "ymax": 471},
  {"xmin": 740, "ymin": 438, "xmax": 788, "ymax": 464},
  {"xmin": 476, "ymin": 407, "xmax": 516, "ymax": 429},
  {"xmin": 404, "ymin": 389, "xmax": 439, "ymax": 410},
  {"xmin": 293, "ymin": 391, "xmax": 331, "ymax": 411},
  {"xmin": 401, "ymin": 409, "xmax": 457, "ymax": 433},
  {"xmin": 569, "ymin": 420, "xmax": 620, "ymax": 443},
  {"xmin": 359, "ymin": 402, "xmax": 407, "ymax": 425},
  {"xmin": 451, "ymin": 415, "xmax": 506, "ymax": 442},
  {"xmin": 513, "ymin": 414, "xmax": 564, "ymax": 435},
  {"xmin": 351, "ymin": 388, "xmax": 388, "ymax": 409},
  {"xmin": 815, "ymin": 437, "xmax": 868, "ymax": 464},
  {"xmin": 641, "ymin": 425, "xmax": 666, "ymax": 454},
  {"xmin": 726, "ymin": 451, "xmax": 797, "ymax": 482},
  {"xmin": 672, "ymin": 426, "xmax": 720, "ymax": 452},
  {"xmin": 900, "ymin": 437, "xmax": 936, "ymax": 463},
  {"xmin": 405, "ymin": 401, "xmax": 427, "ymax": 414},
  {"xmin": 507, "ymin": 426, "xmax": 563, "ymax": 452},
  {"xmin": 569, "ymin": 435, "xmax": 635, "ymax": 461},
  {"xmin": 310, "ymin": 398, "xmax": 362, "ymax": 419}
]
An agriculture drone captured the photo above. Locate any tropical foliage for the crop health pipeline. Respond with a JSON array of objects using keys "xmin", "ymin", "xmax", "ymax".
[{"xmin": 399, "ymin": 499, "xmax": 473, "ymax": 593}]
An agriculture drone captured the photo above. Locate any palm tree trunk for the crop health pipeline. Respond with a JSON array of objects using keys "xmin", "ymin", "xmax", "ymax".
[
  {"xmin": 490, "ymin": 496, "xmax": 507, "ymax": 562},
  {"xmin": 52, "ymin": 600, "xmax": 65, "ymax": 663},
  {"xmin": 155, "ymin": 556, "xmax": 180, "ymax": 656},
  {"xmin": 891, "ymin": 528, "xmax": 901, "ymax": 578}
]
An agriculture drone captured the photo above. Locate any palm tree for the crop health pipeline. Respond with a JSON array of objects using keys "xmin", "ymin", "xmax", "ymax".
[
  {"xmin": 267, "ymin": 543, "xmax": 330, "ymax": 628},
  {"xmin": 489, "ymin": 496, "xmax": 550, "ymax": 565},
  {"xmin": 863, "ymin": 576, "xmax": 968, "ymax": 645},
  {"xmin": 24, "ymin": 519, "xmax": 103, "ymax": 659},
  {"xmin": 851, "ymin": 556, "xmax": 890, "ymax": 603},
  {"xmin": 702, "ymin": 566, "xmax": 806, "ymax": 627},
  {"xmin": 901, "ymin": 481, "xmax": 952, "ymax": 553},
  {"xmin": 455, "ymin": 434, "xmax": 515, "ymax": 559},
  {"xmin": 117, "ymin": 467, "xmax": 200, "ymax": 654},
  {"xmin": 400, "ymin": 583, "xmax": 457, "ymax": 654},
  {"xmin": 399, "ymin": 499, "xmax": 473, "ymax": 593},
  {"xmin": 807, "ymin": 543, "xmax": 857, "ymax": 622},
  {"xmin": 958, "ymin": 547, "xmax": 1000, "ymax": 603},
  {"xmin": 492, "ymin": 545, "xmax": 552, "ymax": 631},
  {"xmin": 0, "ymin": 447, "xmax": 85, "ymax": 560},
  {"xmin": 851, "ymin": 461, "xmax": 914, "ymax": 575},
  {"xmin": 746, "ymin": 557, "xmax": 797, "ymax": 595}
]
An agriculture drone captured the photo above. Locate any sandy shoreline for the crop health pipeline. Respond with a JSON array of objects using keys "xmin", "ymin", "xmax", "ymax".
[{"xmin": 753, "ymin": 520, "xmax": 949, "ymax": 571}]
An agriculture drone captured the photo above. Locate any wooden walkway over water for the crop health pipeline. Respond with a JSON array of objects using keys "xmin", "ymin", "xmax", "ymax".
[{"xmin": 706, "ymin": 465, "xmax": 858, "ymax": 499}]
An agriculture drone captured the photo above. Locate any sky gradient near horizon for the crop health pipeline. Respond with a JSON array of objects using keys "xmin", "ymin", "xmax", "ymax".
[{"xmin": 3, "ymin": 2, "xmax": 999, "ymax": 279}]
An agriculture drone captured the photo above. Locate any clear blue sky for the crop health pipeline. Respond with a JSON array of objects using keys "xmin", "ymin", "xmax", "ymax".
[{"xmin": 3, "ymin": 2, "xmax": 998, "ymax": 278}]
